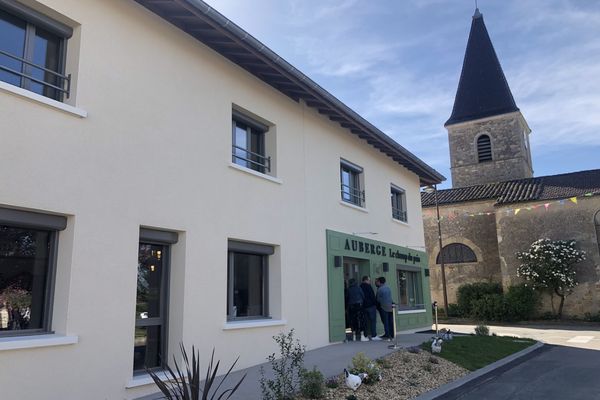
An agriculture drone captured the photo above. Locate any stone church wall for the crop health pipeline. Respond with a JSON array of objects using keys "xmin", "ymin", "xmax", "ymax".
[
  {"xmin": 496, "ymin": 197, "xmax": 600, "ymax": 317},
  {"xmin": 423, "ymin": 200, "xmax": 503, "ymax": 305}
]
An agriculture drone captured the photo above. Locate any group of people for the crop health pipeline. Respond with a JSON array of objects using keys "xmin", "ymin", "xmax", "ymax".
[{"xmin": 345, "ymin": 276, "xmax": 395, "ymax": 342}]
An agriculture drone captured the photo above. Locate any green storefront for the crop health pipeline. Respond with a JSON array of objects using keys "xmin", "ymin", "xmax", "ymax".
[{"xmin": 326, "ymin": 229, "xmax": 432, "ymax": 342}]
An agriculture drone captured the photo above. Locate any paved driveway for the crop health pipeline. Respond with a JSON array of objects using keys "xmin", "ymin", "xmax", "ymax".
[{"xmin": 436, "ymin": 323, "xmax": 600, "ymax": 399}]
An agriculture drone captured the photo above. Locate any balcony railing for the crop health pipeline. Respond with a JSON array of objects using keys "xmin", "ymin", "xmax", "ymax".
[
  {"xmin": 341, "ymin": 184, "xmax": 365, "ymax": 207},
  {"xmin": 232, "ymin": 145, "xmax": 271, "ymax": 173},
  {"xmin": 392, "ymin": 207, "xmax": 407, "ymax": 222},
  {"xmin": 0, "ymin": 49, "xmax": 71, "ymax": 100}
]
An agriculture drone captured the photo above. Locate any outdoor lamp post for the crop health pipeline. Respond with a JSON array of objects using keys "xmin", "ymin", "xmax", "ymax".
[{"xmin": 424, "ymin": 184, "xmax": 449, "ymax": 314}]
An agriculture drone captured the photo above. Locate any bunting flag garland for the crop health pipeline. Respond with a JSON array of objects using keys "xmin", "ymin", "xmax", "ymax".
[{"xmin": 427, "ymin": 191, "xmax": 599, "ymax": 220}]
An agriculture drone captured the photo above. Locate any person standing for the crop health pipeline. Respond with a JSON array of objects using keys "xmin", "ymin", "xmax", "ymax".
[
  {"xmin": 346, "ymin": 278, "xmax": 367, "ymax": 341},
  {"xmin": 360, "ymin": 276, "xmax": 380, "ymax": 341},
  {"xmin": 375, "ymin": 276, "xmax": 394, "ymax": 340}
]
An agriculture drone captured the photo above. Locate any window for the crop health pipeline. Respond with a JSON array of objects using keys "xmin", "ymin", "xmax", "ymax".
[
  {"xmin": 594, "ymin": 211, "xmax": 600, "ymax": 256},
  {"xmin": 397, "ymin": 269, "xmax": 424, "ymax": 310},
  {"xmin": 232, "ymin": 110, "xmax": 271, "ymax": 174},
  {"xmin": 227, "ymin": 240, "xmax": 274, "ymax": 320},
  {"xmin": 436, "ymin": 243, "xmax": 477, "ymax": 264},
  {"xmin": 477, "ymin": 135, "xmax": 492, "ymax": 162},
  {"xmin": 133, "ymin": 228, "xmax": 178, "ymax": 373},
  {"xmin": 0, "ymin": 3, "xmax": 72, "ymax": 101},
  {"xmin": 340, "ymin": 159, "xmax": 364, "ymax": 207},
  {"xmin": 391, "ymin": 185, "xmax": 407, "ymax": 222},
  {"xmin": 0, "ymin": 207, "xmax": 66, "ymax": 336}
]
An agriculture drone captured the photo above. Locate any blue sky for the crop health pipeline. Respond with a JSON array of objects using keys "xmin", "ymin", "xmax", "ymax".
[{"xmin": 205, "ymin": 0, "xmax": 600, "ymax": 188}]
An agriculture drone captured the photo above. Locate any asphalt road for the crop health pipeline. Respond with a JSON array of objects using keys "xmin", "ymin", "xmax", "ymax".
[{"xmin": 437, "ymin": 323, "xmax": 600, "ymax": 399}]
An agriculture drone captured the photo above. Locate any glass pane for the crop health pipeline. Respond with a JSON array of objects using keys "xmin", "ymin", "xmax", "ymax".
[
  {"xmin": 30, "ymin": 28, "xmax": 61, "ymax": 99},
  {"xmin": 233, "ymin": 122, "xmax": 248, "ymax": 168},
  {"xmin": 0, "ymin": 226, "xmax": 50, "ymax": 332},
  {"xmin": 231, "ymin": 253, "xmax": 263, "ymax": 318},
  {"xmin": 0, "ymin": 9, "xmax": 26, "ymax": 87},
  {"xmin": 133, "ymin": 325, "xmax": 161, "ymax": 371},
  {"xmin": 249, "ymin": 129, "xmax": 264, "ymax": 172},
  {"xmin": 397, "ymin": 271, "xmax": 408, "ymax": 307},
  {"xmin": 136, "ymin": 243, "xmax": 164, "ymax": 319},
  {"xmin": 341, "ymin": 168, "xmax": 351, "ymax": 201}
]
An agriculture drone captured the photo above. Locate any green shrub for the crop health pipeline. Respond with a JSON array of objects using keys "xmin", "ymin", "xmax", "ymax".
[
  {"xmin": 260, "ymin": 330, "xmax": 305, "ymax": 400},
  {"xmin": 325, "ymin": 377, "xmax": 339, "ymax": 389},
  {"xmin": 474, "ymin": 324, "xmax": 490, "ymax": 336},
  {"xmin": 446, "ymin": 303, "xmax": 464, "ymax": 317},
  {"xmin": 375, "ymin": 357, "xmax": 392, "ymax": 369},
  {"xmin": 299, "ymin": 367, "xmax": 325, "ymax": 399},
  {"xmin": 584, "ymin": 312, "xmax": 600, "ymax": 322},
  {"xmin": 471, "ymin": 293, "xmax": 506, "ymax": 321},
  {"xmin": 349, "ymin": 352, "xmax": 381, "ymax": 385},
  {"xmin": 504, "ymin": 284, "xmax": 539, "ymax": 321},
  {"xmin": 457, "ymin": 282, "xmax": 502, "ymax": 317}
]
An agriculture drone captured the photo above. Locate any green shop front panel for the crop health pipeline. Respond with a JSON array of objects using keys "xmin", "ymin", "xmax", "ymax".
[{"xmin": 326, "ymin": 229, "xmax": 432, "ymax": 342}]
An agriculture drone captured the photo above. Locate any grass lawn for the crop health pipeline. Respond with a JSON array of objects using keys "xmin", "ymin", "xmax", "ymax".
[{"xmin": 421, "ymin": 335, "xmax": 537, "ymax": 371}]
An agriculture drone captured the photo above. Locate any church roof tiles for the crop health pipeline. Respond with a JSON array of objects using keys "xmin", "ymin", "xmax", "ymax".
[{"xmin": 421, "ymin": 169, "xmax": 600, "ymax": 207}]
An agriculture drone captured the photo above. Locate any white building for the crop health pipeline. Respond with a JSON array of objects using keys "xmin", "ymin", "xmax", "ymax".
[{"xmin": 0, "ymin": 0, "xmax": 443, "ymax": 398}]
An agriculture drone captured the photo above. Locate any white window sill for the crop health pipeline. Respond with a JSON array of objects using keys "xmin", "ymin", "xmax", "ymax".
[
  {"xmin": 392, "ymin": 218, "xmax": 410, "ymax": 227},
  {"xmin": 228, "ymin": 163, "xmax": 282, "ymax": 184},
  {"xmin": 223, "ymin": 319, "xmax": 287, "ymax": 331},
  {"xmin": 339, "ymin": 200, "xmax": 369, "ymax": 213},
  {"xmin": 397, "ymin": 309, "xmax": 426, "ymax": 315},
  {"xmin": 0, "ymin": 333, "xmax": 78, "ymax": 351},
  {"xmin": 126, "ymin": 370, "xmax": 170, "ymax": 389},
  {"xmin": 0, "ymin": 80, "xmax": 87, "ymax": 118}
]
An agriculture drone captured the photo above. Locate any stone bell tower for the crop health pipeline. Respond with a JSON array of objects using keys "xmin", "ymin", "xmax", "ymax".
[{"xmin": 446, "ymin": 8, "xmax": 533, "ymax": 188}]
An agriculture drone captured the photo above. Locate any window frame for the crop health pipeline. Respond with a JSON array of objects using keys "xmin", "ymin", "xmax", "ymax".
[
  {"xmin": 436, "ymin": 243, "xmax": 477, "ymax": 264},
  {"xmin": 231, "ymin": 110, "xmax": 271, "ymax": 174},
  {"xmin": 226, "ymin": 240, "xmax": 273, "ymax": 321},
  {"xmin": 0, "ymin": 1, "xmax": 72, "ymax": 101},
  {"xmin": 390, "ymin": 184, "xmax": 407, "ymax": 222},
  {"xmin": 0, "ymin": 207, "xmax": 66, "ymax": 338},
  {"xmin": 133, "ymin": 228, "xmax": 177, "ymax": 375},
  {"xmin": 396, "ymin": 267, "xmax": 425, "ymax": 311},
  {"xmin": 340, "ymin": 159, "xmax": 365, "ymax": 207}
]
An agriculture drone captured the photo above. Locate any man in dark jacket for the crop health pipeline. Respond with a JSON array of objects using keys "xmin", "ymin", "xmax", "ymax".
[
  {"xmin": 346, "ymin": 278, "xmax": 366, "ymax": 341},
  {"xmin": 360, "ymin": 276, "xmax": 380, "ymax": 340}
]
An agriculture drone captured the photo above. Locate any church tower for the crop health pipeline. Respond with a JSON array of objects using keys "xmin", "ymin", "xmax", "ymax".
[{"xmin": 446, "ymin": 9, "xmax": 533, "ymax": 188}]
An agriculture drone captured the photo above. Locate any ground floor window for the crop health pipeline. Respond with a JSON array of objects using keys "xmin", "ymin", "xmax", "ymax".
[
  {"xmin": 227, "ymin": 240, "xmax": 273, "ymax": 320},
  {"xmin": 133, "ymin": 228, "xmax": 177, "ymax": 373},
  {"xmin": 0, "ymin": 208, "xmax": 65, "ymax": 336},
  {"xmin": 397, "ymin": 269, "xmax": 424, "ymax": 310}
]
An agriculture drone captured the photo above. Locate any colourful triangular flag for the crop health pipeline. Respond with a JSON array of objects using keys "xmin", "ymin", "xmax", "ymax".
[{"xmin": 569, "ymin": 197, "xmax": 578, "ymax": 204}]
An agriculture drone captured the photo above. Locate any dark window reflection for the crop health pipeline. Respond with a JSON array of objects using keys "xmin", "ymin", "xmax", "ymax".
[
  {"xmin": 134, "ymin": 242, "xmax": 166, "ymax": 372},
  {"xmin": 0, "ymin": 9, "xmax": 26, "ymax": 87},
  {"xmin": 228, "ymin": 252, "xmax": 264, "ymax": 318},
  {"xmin": 0, "ymin": 225, "xmax": 51, "ymax": 332},
  {"xmin": 31, "ymin": 28, "xmax": 61, "ymax": 99}
]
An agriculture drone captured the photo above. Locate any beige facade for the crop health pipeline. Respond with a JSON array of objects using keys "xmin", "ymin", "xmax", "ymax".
[{"xmin": 0, "ymin": 1, "xmax": 438, "ymax": 399}]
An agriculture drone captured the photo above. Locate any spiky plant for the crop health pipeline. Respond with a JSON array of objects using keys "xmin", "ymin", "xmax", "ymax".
[{"xmin": 148, "ymin": 343, "xmax": 246, "ymax": 400}]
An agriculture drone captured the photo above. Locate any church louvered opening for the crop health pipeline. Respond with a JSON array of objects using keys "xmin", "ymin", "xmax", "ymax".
[
  {"xmin": 436, "ymin": 243, "xmax": 477, "ymax": 264},
  {"xmin": 477, "ymin": 135, "xmax": 492, "ymax": 162},
  {"xmin": 595, "ymin": 210, "xmax": 600, "ymax": 256}
]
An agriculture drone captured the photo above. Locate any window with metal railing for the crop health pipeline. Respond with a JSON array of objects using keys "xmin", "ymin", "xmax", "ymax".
[
  {"xmin": 0, "ymin": 4, "xmax": 72, "ymax": 102},
  {"xmin": 391, "ymin": 184, "xmax": 407, "ymax": 222},
  {"xmin": 232, "ymin": 110, "xmax": 271, "ymax": 174},
  {"xmin": 340, "ymin": 159, "xmax": 365, "ymax": 207}
]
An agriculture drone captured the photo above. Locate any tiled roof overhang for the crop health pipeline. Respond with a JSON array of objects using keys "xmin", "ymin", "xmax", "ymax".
[{"xmin": 134, "ymin": 0, "xmax": 445, "ymax": 186}]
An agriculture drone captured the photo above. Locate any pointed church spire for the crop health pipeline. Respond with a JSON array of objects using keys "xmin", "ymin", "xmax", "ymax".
[{"xmin": 445, "ymin": 9, "xmax": 519, "ymax": 126}]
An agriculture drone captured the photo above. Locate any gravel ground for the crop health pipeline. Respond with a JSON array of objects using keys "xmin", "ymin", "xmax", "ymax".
[{"xmin": 298, "ymin": 349, "xmax": 468, "ymax": 400}]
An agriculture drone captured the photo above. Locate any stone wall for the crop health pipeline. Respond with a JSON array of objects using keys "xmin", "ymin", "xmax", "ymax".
[
  {"xmin": 423, "ymin": 200, "xmax": 503, "ymax": 305},
  {"xmin": 496, "ymin": 197, "xmax": 600, "ymax": 317},
  {"xmin": 448, "ymin": 112, "xmax": 533, "ymax": 188}
]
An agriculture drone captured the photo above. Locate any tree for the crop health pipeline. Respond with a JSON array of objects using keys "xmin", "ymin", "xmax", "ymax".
[{"xmin": 516, "ymin": 238, "xmax": 586, "ymax": 318}]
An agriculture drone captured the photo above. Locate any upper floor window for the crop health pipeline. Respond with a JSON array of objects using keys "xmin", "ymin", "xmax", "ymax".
[
  {"xmin": 391, "ymin": 185, "xmax": 407, "ymax": 222},
  {"xmin": 477, "ymin": 135, "xmax": 492, "ymax": 162},
  {"xmin": 0, "ymin": 3, "xmax": 73, "ymax": 101},
  {"xmin": 436, "ymin": 243, "xmax": 477, "ymax": 264},
  {"xmin": 0, "ymin": 207, "xmax": 66, "ymax": 337},
  {"xmin": 340, "ymin": 159, "xmax": 365, "ymax": 207},
  {"xmin": 232, "ymin": 110, "xmax": 271, "ymax": 174}
]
